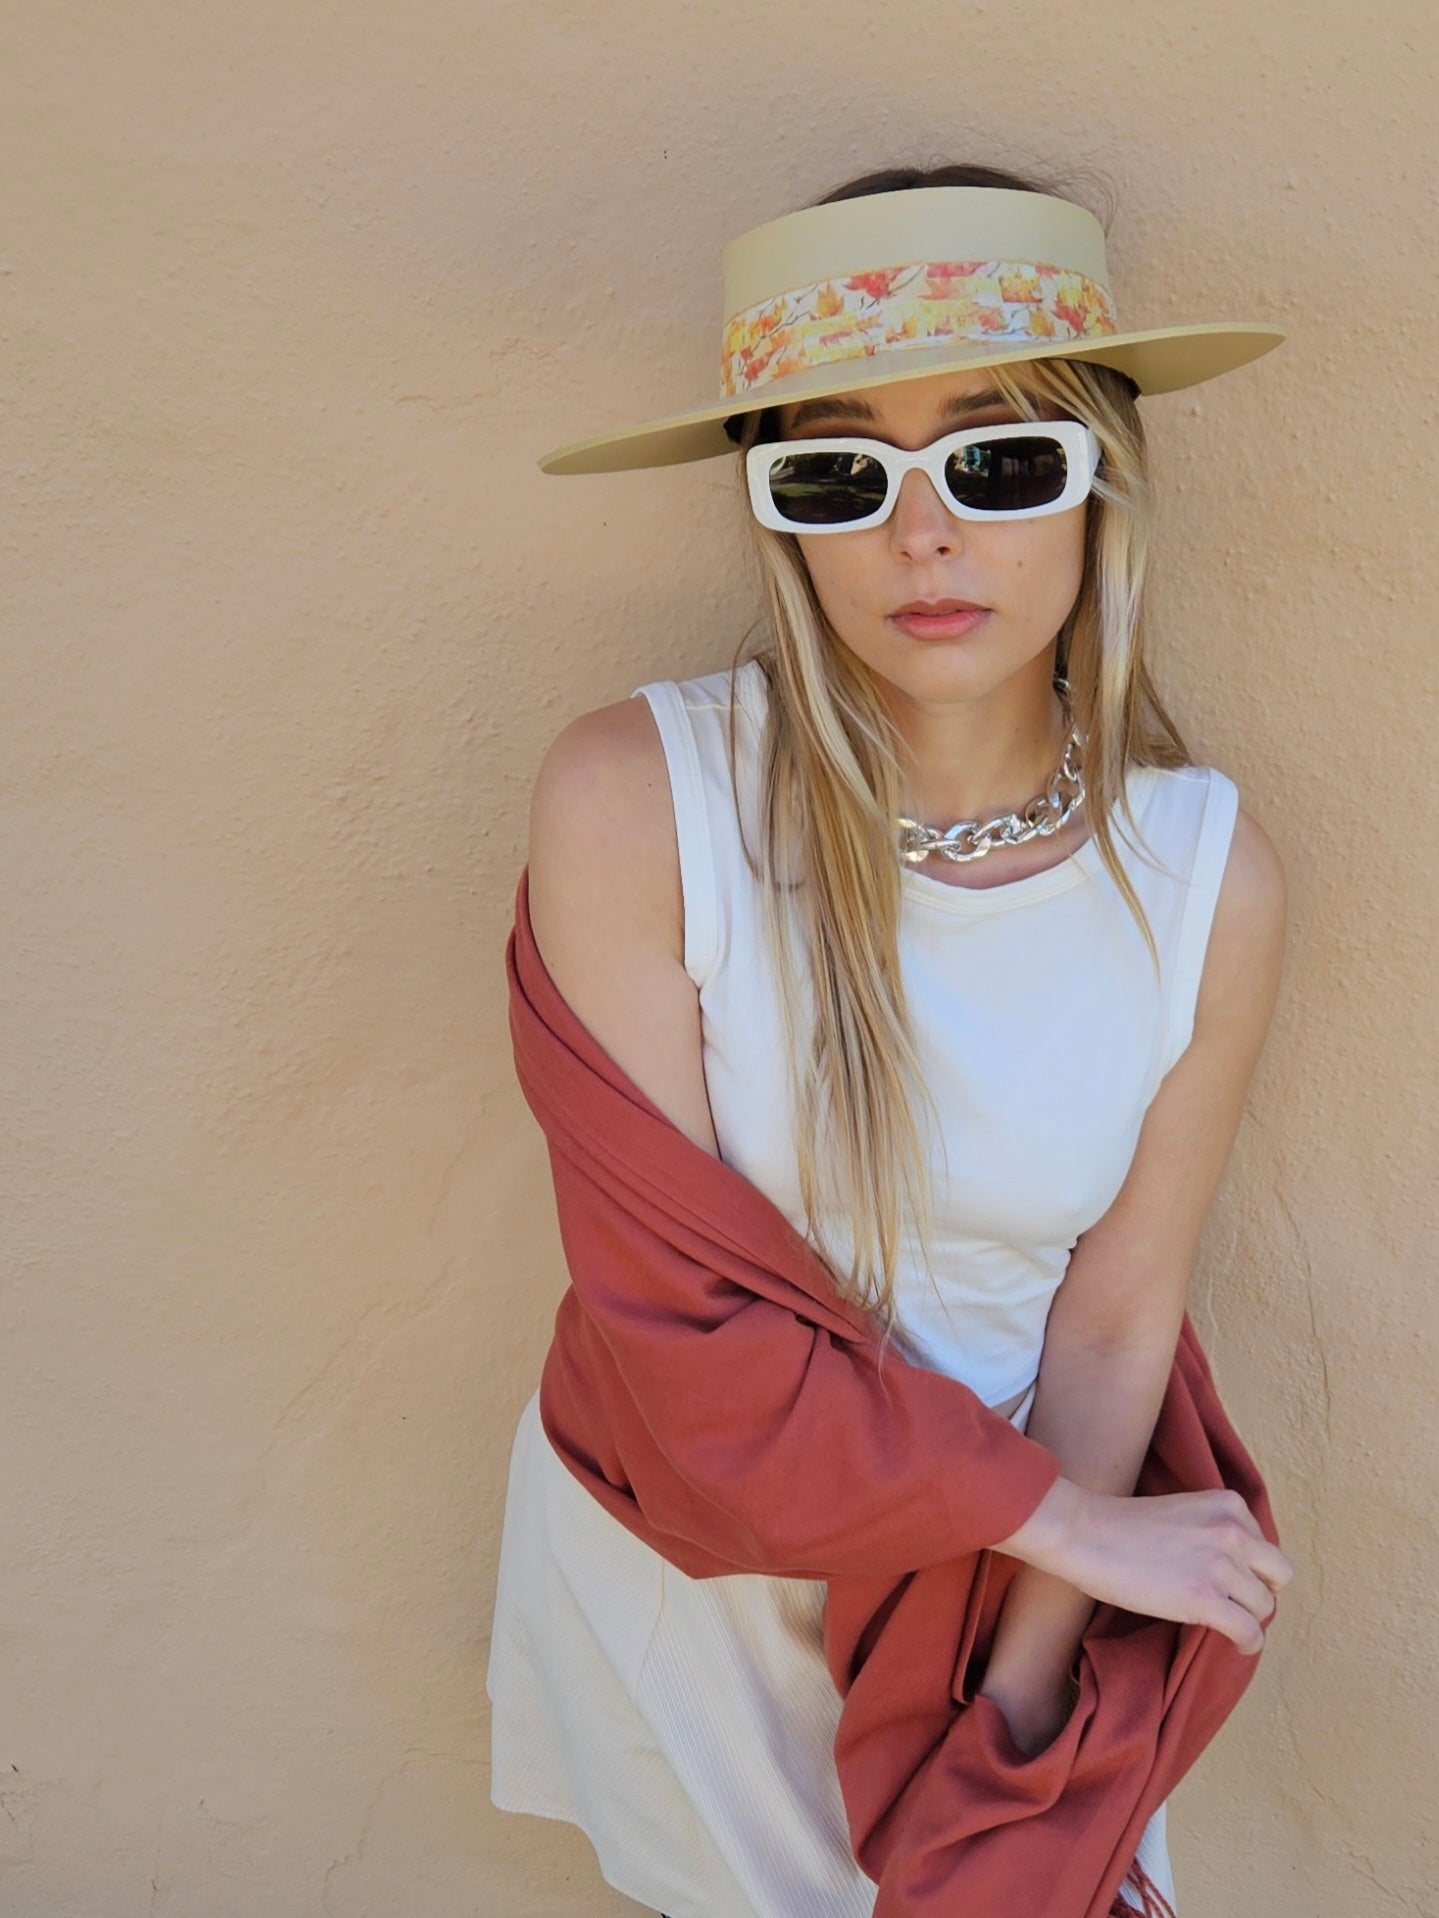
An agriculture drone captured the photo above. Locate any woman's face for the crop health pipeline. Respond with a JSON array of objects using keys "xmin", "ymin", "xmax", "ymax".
[{"xmin": 772, "ymin": 367, "xmax": 1088, "ymax": 709}]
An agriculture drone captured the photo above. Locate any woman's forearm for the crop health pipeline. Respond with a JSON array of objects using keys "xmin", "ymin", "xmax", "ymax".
[{"xmin": 981, "ymin": 1330, "xmax": 1177, "ymax": 1691}]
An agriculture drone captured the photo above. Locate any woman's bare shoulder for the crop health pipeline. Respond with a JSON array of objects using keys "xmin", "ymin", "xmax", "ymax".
[
  {"xmin": 529, "ymin": 693, "xmax": 681, "ymax": 960},
  {"xmin": 525, "ymin": 694, "xmax": 719, "ymax": 1156}
]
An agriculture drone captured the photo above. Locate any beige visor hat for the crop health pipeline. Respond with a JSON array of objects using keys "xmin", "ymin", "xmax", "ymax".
[{"xmin": 536, "ymin": 185, "xmax": 1285, "ymax": 477}]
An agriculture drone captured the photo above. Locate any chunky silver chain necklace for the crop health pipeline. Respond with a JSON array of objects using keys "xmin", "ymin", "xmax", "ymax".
[{"xmin": 895, "ymin": 679, "xmax": 1087, "ymax": 867}]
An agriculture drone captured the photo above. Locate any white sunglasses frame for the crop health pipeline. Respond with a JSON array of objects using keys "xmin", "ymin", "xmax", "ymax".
[{"xmin": 745, "ymin": 418, "xmax": 1101, "ymax": 534}]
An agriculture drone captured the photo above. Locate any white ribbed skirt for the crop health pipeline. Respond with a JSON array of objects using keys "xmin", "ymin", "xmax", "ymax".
[{"xmin": 487, "ymin": 1387, "xmax": 1177, "ymax": 1918}]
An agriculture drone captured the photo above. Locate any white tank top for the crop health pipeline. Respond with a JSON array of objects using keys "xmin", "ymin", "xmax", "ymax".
[{"xmin": 630, "ymin": 655, "xmax": 1240, "ymax": 1409}]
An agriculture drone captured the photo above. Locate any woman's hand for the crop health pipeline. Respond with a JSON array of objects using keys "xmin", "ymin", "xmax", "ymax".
[{"xmin": 998, "ymin": 1476, "xmax": 1295, "ymax": 1656}]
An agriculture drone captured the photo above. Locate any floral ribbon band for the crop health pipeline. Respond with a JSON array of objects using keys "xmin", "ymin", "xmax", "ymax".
[{"xmin": 719, "ymin": 258, "xmax": 1120, "ymax": 400}]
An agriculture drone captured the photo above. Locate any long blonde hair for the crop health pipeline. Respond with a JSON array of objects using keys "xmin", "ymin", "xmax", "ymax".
[{"xmin": 713, "ymin": 162, "xmax": 1198, "ymax": 1367}]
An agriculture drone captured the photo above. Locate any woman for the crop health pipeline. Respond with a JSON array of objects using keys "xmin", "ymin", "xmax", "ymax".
[{"xmin": 487, "ymin": 160, "xmax": 1294, "ymax": 1917}]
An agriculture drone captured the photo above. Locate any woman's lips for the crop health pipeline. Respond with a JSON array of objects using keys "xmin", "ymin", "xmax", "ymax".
[{"xmin": 889, "ymin": 607, "xmax": 991, "ymax": 640}]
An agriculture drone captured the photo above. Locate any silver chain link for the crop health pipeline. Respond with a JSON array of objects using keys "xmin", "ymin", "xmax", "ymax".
[{"xmin": 894, "ymin": 680, "xmax": 1086, "ymax": 867}]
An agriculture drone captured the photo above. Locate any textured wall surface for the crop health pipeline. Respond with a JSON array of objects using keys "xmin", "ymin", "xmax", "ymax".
[{"xmin": 3, "ymin": 1, "xmax": 1435, "ymax": 1913}]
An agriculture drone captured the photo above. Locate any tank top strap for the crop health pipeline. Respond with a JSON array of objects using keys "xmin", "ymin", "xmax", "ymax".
[
  {"xmin": 1155, "ymin": 765, "xmax": 1241, "ymax": 1080},
  {"xmin": 627, "ymin": 675, "xmax": 731, "ymax": 991}
]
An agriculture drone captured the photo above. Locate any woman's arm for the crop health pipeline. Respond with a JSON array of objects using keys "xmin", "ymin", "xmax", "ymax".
[
  {"xmin": 978, "ymin": 1332, "xmax": 1173, "ymax": 1719},
  {"xmin": 527, "ymin": 694, "xmax": 722, "ymax": 1161},
  {"xmin": 981, "ymin": 805, "xmax": 1288, "ymax": 1734}
]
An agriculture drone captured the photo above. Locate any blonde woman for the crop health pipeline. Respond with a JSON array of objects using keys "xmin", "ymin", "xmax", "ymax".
[{"xmin": 488, "ymin": 160, "xmax": 1294, "ymax": 1918}]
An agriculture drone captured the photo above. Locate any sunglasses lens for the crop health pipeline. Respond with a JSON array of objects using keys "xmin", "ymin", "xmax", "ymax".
[
  {"xmin": 763, "ymin": 448, "xmax": 889, "ymax": 526},
  {"xmin": 945, "ymin": 434, "xmax": 1070, "ymax": 513}
]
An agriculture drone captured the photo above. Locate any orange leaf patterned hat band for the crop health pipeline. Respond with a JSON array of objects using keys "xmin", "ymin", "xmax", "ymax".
[
  {"xmin": 537, "ymin": 186, "xmax": 1287, "ymax": 476},
  {"xmin": 720, "ymin": 258, "xmax": 1120, "ymax": 401}
]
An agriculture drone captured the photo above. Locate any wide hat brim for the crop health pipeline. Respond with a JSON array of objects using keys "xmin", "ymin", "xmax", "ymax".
[{"xmin": 536, "ymin": 187, "xmax": 1286, "ymax": 476}]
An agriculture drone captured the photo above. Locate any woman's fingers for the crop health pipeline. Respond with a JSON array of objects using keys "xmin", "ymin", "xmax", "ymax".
[
  {"xmin": 1055, "ymin": 1486, "xmax": 1296, "ymax": 1652},
  {"xmin": 1222, "ymin": 1559, "xmax": 1280, "ymax": 1632},
  {"xmin": 1257, "ymin": 1539, "xmax": 1297, "ymax": 1594},
  {"xmin": 1216, "ymin": 1596, "xmax": 1267, "ymax": 1657}
]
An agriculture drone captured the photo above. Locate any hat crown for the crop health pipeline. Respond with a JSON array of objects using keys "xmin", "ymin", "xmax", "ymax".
[
  {"xmin": 718, "ymin": 187, "xmax": 1119, "ymax": 404},
  {"xmin": 721, "ymin": 187, "xmax": 1111, "ymax": 322}
]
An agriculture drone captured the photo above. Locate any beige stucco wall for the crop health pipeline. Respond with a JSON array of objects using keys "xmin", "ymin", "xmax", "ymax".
[{"xmin": 3, "ymin": 1, "xmax": 1435, "ymax": 1913}]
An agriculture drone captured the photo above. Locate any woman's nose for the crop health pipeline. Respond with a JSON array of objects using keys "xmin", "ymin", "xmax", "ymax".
[{"xmin": 888, "ymin": 468, "xmax": 963, "ymax": 556}]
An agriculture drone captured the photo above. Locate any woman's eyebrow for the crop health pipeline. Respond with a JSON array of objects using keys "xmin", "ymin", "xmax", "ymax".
[{"xmin": 784, "ymin": 386, "xmax": 1015, "ymax": 432}]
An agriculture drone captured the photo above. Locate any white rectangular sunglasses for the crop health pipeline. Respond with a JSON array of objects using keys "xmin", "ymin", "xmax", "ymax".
[{"xmin": 745, "ymin": 419, "xmax": 1100, "ymax": 534}]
